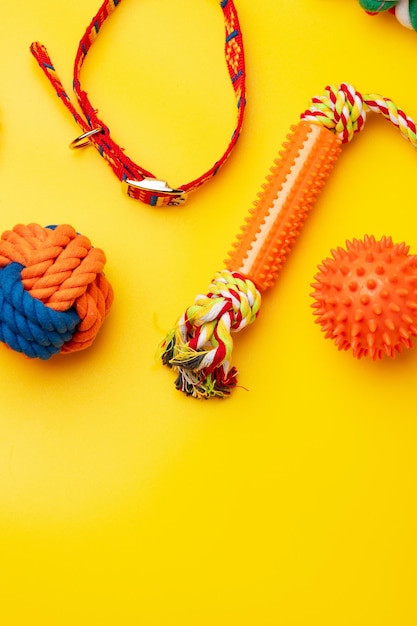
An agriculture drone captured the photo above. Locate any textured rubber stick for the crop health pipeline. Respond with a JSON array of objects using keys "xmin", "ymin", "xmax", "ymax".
[
  {"xmin": 159, "ymin": 121, "xmax": 343, "ymax": 398},
  {"xmin": 225, "ymin": 121, "xmax": 342, "ymax": 292}
]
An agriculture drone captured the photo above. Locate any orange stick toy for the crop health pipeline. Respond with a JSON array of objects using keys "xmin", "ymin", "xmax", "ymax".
[
  {"xmin": 160, "ymin": 83, "xmax": 417, "ymax": 398},
  {"xmin": 224, "ymin": 121, "xmax": 341, "ymax": 291}
]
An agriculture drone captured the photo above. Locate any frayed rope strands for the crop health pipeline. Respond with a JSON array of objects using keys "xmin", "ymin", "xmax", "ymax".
[
  {"xmin": 161, "ymin": 270, "xmax": 261, "ymax": 398},
  {"xmin": 0, "ymin": 224, "xmax": 113, "ymax": 359},
  {"xmin": 358, "ymin": 0, "xmax": 417, "ymax": 30},
  {"xmin": 160, "ymin": 83, "xmax": 417, "ymax": 399},
  {"xmin": 29, "ymin": 0, "xmax": 246, "ymax": 206}
]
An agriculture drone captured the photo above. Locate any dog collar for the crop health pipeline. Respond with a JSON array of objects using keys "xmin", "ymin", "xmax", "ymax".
[{"xmin": 30, "ymin": 0, "xmax": 246, "ymax": 207}]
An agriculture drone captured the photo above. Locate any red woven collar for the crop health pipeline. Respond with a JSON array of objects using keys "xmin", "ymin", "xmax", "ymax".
[{"xmin": 30, "ymin": 0, "xmax": 246, "ymax": 207}]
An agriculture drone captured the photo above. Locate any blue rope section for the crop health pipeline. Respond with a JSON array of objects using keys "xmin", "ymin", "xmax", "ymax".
[{"xmin": 0, "ymin": 262, "xmax": 80, "ymax": 359}]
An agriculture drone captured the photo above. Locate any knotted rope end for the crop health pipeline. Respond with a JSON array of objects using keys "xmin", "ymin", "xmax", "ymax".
[{"xmin": 160, "ymin": 269, "xmax": 261, "ymax": 398}]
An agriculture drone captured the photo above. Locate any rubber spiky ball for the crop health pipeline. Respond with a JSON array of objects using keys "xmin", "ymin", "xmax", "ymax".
[{"xmin": 310, "ymin": 235, "xmax": 417, "ymax": 359}]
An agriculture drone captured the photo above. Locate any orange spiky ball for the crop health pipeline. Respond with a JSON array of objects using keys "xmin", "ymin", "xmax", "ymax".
[{"xmin": 310, "ymin": 235, "xmax": 417, "ymax": 359}]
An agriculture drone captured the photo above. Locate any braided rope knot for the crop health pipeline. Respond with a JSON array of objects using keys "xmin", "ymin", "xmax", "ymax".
[
  {"xmin": 0, "ymin": 223, "xmax": 113, "ymax": 359},
  {"xmin": 301, "ymin": 83, "xmax": 417, "ymax": 147},
  {"xmin": 160, "ymin": 269, "xmax": 261, "ymax": 398},
  {"xmin": 301, "ymin": 83, "xmax": 366, "ymax": 143}
]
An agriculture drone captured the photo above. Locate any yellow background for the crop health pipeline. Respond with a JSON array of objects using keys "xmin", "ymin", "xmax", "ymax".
[{"xmin": 2, "ymin": 1, "xmax": 417, "ymax": 623}]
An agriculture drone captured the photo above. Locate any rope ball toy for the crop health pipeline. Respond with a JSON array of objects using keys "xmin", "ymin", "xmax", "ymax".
[
  {"xmin": 359, "ymin": 0, "xmax": 417, "ymax": 30},
  {"xmin": 160, "ymin": 83, "xmax": 417, "ymax": 398},
  {"xmin": 0, "ymin": 223, "xmax": 113, "ymax": 359}
]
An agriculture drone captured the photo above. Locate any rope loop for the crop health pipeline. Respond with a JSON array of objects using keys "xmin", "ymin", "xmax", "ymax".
[
  {"xmin": 0, "ymin": 224, "xmax": 113, "ymax": 359},
  {"xmin": 363, "ymin": 93, "xmax": 417, "ymax": 146}
]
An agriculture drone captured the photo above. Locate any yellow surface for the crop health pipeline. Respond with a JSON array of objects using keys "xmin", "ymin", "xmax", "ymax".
[{"xmin": 2, "ymin": 1, "xmax": 417, "ymax": 623}]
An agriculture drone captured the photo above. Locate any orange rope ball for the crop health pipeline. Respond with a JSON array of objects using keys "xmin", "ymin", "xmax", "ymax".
[
  {"xmin": 311, "ymin": 235, "xmax": 417, "ymax": 359},
  {"xmin": 0, "ymin": 223, "xmax": 114, "ymax": 359}
]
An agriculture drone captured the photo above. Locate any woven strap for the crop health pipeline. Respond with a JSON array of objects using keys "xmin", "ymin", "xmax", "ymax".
[{"xmin": 30, "ymin": 0, "xmax": 246, "ymax": 206}]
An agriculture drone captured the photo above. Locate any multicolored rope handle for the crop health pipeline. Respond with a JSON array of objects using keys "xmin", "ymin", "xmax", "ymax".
[
  {"xmin": 159, "ymin": 83, "xmax": 417, "ymax": 398},
  {"xmin": 359, "ymin": 0, "xmax": 417, "ymax": 30},
  {"xmin": 30, "ymin": 0, "xmax": 246, "ymax": 207}
]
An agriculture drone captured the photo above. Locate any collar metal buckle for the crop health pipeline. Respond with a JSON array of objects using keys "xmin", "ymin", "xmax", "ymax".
[{"xmin": 122, "ymin": 177, "xmax": 188, "ymax": 206}]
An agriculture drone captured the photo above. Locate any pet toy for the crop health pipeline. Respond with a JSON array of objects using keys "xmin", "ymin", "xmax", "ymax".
[
  {"xmin": 310, "ymin": 235, "xmax": 417, "ymax": 359},
  {"xmin": 30, "ymin": 0, "xmax": 246, "ymax": 206},
  {"xmin": 160, "ymin": 83, "xmax": 417, "ymax": 398},
  {"xmin": 0, "ymin": 223, "xmax": 113, "ymax": 359},
  {"xmin": 359, "ymin": 0, "xmax": 417, "ymax": 30}
]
